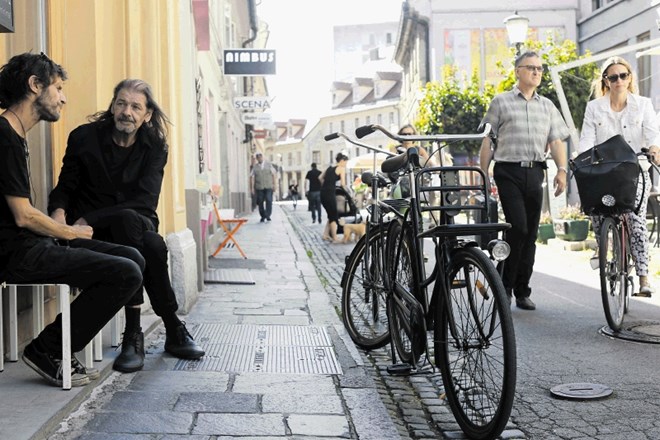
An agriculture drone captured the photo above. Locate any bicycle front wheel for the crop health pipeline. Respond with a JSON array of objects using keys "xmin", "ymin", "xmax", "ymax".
[
  {"xmin": 600, "ymin": 217, "xmax": 625, "ymax": 331},
  {"xmin": 341, "ymin": 229, "xmax": 390, "ymax": 349},
  {"xmin": 434, "ymin": 247, "xmax": 516, "ymax": 440}
]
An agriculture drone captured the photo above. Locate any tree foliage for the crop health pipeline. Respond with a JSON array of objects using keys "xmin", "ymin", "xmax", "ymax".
[
  {"xmin": 416, "ymin": 66, "xmax": 495, "ymax": 159},
  {"xmin": 414, "ymin": 35, "xmax": 600, "ymax": 161}
]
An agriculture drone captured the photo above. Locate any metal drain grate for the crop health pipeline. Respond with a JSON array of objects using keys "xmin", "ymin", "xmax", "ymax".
[
  {"xmin": 174, "ymin": 324, "xmax": 342, "ymax": 374},
  {"xmin": 204, "ymin": 269, "xmax": 255, "ymax": 285}
]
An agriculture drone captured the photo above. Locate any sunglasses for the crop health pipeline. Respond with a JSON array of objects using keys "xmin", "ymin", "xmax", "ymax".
[
  {"xmin": 400, "ymin": 132, "xmax": 415, "ymax": 135},
  {"xmin": 604, "ymin": 72, "xmax": 630, "ymax": 82},
  {"xmin": 517, "ymin": 65, "xmax": 544, "ymax": 73}
]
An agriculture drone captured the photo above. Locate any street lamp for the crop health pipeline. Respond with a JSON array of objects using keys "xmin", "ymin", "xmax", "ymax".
[{"xmin": 504, "ymin": 11, "xmax": 529, "ymax": 56}]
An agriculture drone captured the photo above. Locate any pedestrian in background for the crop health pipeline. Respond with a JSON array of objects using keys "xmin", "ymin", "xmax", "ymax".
[
  {"xmin": 578, "ymin": 56, "xmax": 660, "ymax": 297},
  {"xmin": 288, "ymin": 181, "xmax": 299, "ymax": 209},
  {"xmin": 320, "ymin": 153, "xmax": 349, "ymax": 242},
  {"xmin": 305, "ymin": 162, "xmax": 323, "ymax": 224},
  {"xmin": 49, "ymin": 79, "xmax": 205, "ymax": 373},
  {"xmin": 250, "ymin": 152, "xmax": 277, "ymax": 222},
  {"xmin": 479, "ymin": 51, "xmax": 570, "ymax": 311},
  {"xmin": 0, "ymin": 52, "xmax": 145, "ymax": 387}
]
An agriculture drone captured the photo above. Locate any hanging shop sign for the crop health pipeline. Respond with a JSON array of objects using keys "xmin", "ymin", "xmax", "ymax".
[
  {"xmin": 233, "ymin": 96, "xmax": 272, "ymax": 110},
  {"xmin": 223, "ymin": 49, "xmax": 276, "ymax": 75},
  {"xmin": 0, "ymin": 0, "xmax": 14, "ymax": 33}
]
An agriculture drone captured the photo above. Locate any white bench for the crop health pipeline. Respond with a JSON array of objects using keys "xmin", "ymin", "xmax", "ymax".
[{"xmin": 0, "ymin": 284, "xmax": 123, "ymax": 390}]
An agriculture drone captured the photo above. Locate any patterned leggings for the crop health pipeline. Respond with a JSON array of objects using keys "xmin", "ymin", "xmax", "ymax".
[{"xmin": 592, "ymin": 170, "xmax": 650, "ymax": 277}]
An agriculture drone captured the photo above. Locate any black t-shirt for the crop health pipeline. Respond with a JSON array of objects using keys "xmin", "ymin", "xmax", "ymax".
[
  {"xmin": 0, "ymin": 117, "xmax": 42, "ymax": 269},
  {"xmin": 103, "ymin": 141, "xmax": 135, "ymax": 189},
  {"xmin": 305, "ymin": 168, "xmax": 322, "ymax": 192}
]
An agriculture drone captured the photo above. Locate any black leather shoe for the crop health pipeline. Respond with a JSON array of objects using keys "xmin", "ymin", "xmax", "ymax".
[
  {"xmin": 516, "ymin": 297, "xmax": 536, "ymax": 310},
  {"xmin": 113, "ymin": 328, "xmax": 145, "ymax": 373},
  {"xmin": 165, "ymin": 322, "xmax": 205, "ymax": 360}
]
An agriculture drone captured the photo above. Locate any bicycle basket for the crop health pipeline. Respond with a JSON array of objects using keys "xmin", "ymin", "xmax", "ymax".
[{"xmin": 570, "ymin": 135, "xmax": 640, "ymax": 215}]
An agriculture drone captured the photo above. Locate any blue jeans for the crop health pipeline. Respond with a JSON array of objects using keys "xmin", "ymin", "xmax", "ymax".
[
  {"xmin": 308, "ymin": 191, "xmax": 322, "ymax": 222},
  {"xmin": 3, "ymin": 237, "xmax": 144, "ymax": 355},
  {"xmin": 256, "ymin": 188, "xmax": 273, "ymax": 219}
]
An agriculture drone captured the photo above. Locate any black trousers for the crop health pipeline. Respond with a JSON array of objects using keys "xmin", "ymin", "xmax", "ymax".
[
  {"xmin": 92, "ymin": 209, "xmax": 179, "ymax": 317},
  {"xmin": 3, "ymin": 237, "xmax": 144, "ymax": 355},
  {"xmin": 494, "ymin": 162, "xmax": 544, "ymax": 298}
]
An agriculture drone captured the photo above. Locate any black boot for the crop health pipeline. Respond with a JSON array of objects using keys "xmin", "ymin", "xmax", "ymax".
[
  {"xmin": 113, "ymin": 328, "xmax": 145, "ymax": 372},
  {"xmin": 165, "ymin": 322, "xmax": 205, "ymax": 360}
]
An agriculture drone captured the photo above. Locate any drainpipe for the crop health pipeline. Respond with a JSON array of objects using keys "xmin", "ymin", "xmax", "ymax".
[{"xmin": 242, "ymin": 0, "xmax": 259, "ymax": 144}]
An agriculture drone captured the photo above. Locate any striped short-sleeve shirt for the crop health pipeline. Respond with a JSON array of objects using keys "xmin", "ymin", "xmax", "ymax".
[{"xmin": 481, "ymin": 86, "xmax": 570, "ymax": 162}]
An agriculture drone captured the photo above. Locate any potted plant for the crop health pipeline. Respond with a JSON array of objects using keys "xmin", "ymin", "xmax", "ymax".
[
  {"xmin": 553, "ymin": 204, "xmax": 590, "ymax": 241},
  {"xmin": 537, "ymin": 211, "xmax": 555, "ymax": 243}
]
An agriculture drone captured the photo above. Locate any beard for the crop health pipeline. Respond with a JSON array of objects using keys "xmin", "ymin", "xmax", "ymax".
[
  {"xmin": 114, "ymin": 117, "xmax": 138, "ymax": 135},
  {"xmin": 35, "ymin": 92, "xmax": 60, "ymax": 122}
]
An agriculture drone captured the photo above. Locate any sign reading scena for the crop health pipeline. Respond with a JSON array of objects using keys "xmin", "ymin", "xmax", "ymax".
[
  {"xmin": 241, "ymin": 113, "xmax": 273, "ymax": 126},
  {"xmin": 233, "ymin": 97, "xmax": 272, "ymax": 110},
  {"xmin": 223, "ymin": 49, "xmax": 276, "ymax": 75}
]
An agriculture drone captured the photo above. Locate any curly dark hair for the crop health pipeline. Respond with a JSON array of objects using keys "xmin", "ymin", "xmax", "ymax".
[
  {"xmin": 88, "ymin": 78, "xmax": 171, "ymax": 149},
  {"xmin": 0, "ymin": 52, "xmax": 67, "ymax": 109}
]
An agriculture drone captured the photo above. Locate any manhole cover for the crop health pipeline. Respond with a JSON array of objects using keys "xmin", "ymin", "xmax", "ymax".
[
  {"xmin": 550, "ymin": 383, "xmax": 613, "ymax": 400},
  {"xmin": 173, "ymin": 324, "xmax": 342, "ymax": 375},
  {"xmin": 600, "ymin": 320, "xmax": 660, "ymax": 344}
]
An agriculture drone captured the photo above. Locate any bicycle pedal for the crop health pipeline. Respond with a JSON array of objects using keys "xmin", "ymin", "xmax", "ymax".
[{"xmin": 386, "ymin": 363, "xmax": 413, "ymax": 376}]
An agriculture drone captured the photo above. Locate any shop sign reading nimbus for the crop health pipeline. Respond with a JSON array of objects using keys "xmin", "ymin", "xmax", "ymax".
[
  {"xmin": 0, "ymin": 0, "xmax": 14, "ymax": 33},
  {"xmin": 233, "ymin": 96, "xmax": 272, "ymax": 110},
  {"xmin": 223, "ymin": 49, "xmax": 276, "ymax": 75}
]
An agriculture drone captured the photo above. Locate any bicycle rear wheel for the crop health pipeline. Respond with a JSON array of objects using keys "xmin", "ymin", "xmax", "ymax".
[
  {"xmin": 341, "ymin": 229, "xmax": 390, "ymax": 349},
  {"xmin": 599, "ymin": 217, "xmax": 625, "ymax": 331},
  {"xmin": 435, "ymin": 247, "xmax": 516, "ymax": 440},
  {"xmin": 386, "ymin": 219, "xmax": 425, "ymax": 366}
]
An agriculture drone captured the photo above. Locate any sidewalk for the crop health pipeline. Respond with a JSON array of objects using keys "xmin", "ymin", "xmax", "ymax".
[{"xmin": 3, "ymin": 203, "xmax": 400, "ymax": 439}]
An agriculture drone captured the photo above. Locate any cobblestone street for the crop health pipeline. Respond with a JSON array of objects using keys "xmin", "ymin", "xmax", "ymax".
[{"xmin": 281, "ymin": 204, "xmax": 527, "ymax": 440}]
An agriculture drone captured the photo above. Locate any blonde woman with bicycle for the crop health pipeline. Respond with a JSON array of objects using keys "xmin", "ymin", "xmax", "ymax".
[{"xmin": 579, "ymin": 56, "xmax": 660, "ymax": 297}]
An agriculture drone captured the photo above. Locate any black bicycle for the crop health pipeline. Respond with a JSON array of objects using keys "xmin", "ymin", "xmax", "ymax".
[
  {"xmin": 356, "ymin": 123, "xmax": 516, "ymax": 440},
  {"xmin": 573, "ymin": 146, "xmax": 659, "ymax": 331},
  {"xmin": 325, "ymin": 131, "xmax": 400, "ymax": 349}
]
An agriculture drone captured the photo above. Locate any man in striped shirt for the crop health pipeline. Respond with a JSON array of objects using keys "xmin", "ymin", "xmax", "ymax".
[{"xmin": 479, "ymin": 51, "xmax": 570, "ymax": 311}]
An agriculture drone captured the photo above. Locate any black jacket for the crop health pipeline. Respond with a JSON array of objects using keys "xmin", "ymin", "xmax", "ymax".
[{"xmin": 48, "ymin": 122, "xmax": 167, "ymax": 230}]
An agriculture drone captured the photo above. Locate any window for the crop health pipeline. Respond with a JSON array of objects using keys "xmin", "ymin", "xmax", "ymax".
[
  {"xmin": 329, "ymin": 150, "xmax": 334, "ymax": 164},
  {"xmin": 386, "ymin": 33, "xmax": 392, "ymax": 45},
  {"xmin": 287, "ymin": 152, "xmax": 293, "ymax": 167},
  {"xmin": 389, "ymin": 112, "xmax": 394, "ymax": 126},
  {"xmin": 366, "ymin": 115, "xmax": 371, "ymax": 125},
  {"xmin": 637, "ymin": 32, "xmax": 651, "ymax": 97},
  {"xmin": 312, "ymin": 151, "xmax": 321, "ymax": 164},
  {"xmin": 329, "ymin": 122, "xmax": 334, "ymax": 134},
  {"xmin": 354, "ymin": 117, "xmax": 359, "ymax": 128},
  {"xmin": 340, "ymin": 120, "xmax": 345, "ymax": 132},
  {"xmin": 296, "ymin": 151, "xmax": 301, "ymax": 165},
  {"xmin": 377, "ymin": 114, "xmax": 382, "ymax": 125}
]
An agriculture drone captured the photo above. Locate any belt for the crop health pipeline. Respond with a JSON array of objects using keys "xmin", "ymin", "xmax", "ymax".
[{"xmin": 499, "ymin": 161, "xmax": 546, "ymax": 168}]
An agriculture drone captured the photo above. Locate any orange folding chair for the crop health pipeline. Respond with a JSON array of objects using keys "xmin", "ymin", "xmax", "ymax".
[{"xmin": 211, "ymin": 202, "xmax": 248, "ymax": 258}]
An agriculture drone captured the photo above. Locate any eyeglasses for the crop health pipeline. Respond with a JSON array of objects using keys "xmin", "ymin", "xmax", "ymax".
[
  {"xmin": 517, "ymin": 65, "xmax": 544, "ymax": 73},
  {"xmin": 400, "ymin": 132, "xmax": 415, "ymax": 136},
  {"xmin": 604, "ymin": 72, "xmax": 630, "ymax": 82}
]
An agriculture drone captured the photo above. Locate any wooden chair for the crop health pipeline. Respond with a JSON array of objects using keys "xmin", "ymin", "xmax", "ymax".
[{"xmin": 211, "ymin": 202, "xmax": 248, "ymax": 259}]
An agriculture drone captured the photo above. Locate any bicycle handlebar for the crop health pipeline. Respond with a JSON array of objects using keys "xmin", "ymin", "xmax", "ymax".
[
  {"xmin": 324, "ymin": 131, "xmax": 395, "ymax": 157},
  {"xmin": 354, "ymin": 123, "xmax": 492, "ymax": 143}
]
